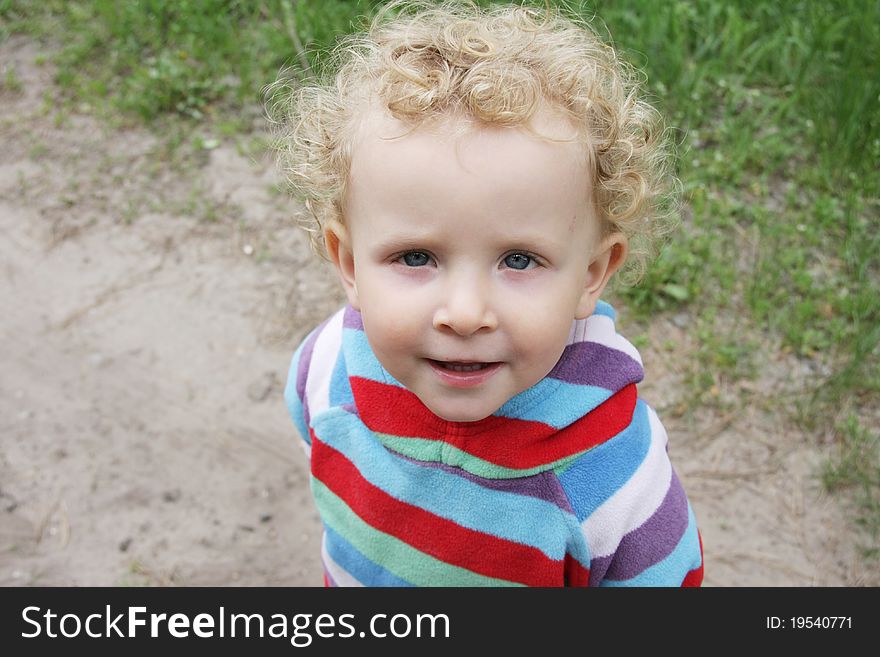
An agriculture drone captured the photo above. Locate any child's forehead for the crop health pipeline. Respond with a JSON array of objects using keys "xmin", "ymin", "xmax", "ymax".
[
  {"xmin": 345, "ymin": 106, "xmax": 591, "ymax": 212},
  {"xmin": 348, "ymin": 105, "xmax": 589, "ymax": 197},
  {"xmin": 351, "ymin": 100, "xmax": 585, "ymax": 156}
]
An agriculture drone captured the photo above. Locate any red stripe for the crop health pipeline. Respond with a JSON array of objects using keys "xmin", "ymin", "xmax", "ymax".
[
  {"xmin": 352, "ymin": 377, "xmax": 637, "ymax": 469},
  {"xmin": 311, "ymin": 431, "xmax": 564, "ymax": 586},
  {"xmin": 564, "ymin": 553, "xmax": 591, "ymax": 587},
  {"xmin": 681, "ymin": 531, "xmax": 704, "ymax": 587}
]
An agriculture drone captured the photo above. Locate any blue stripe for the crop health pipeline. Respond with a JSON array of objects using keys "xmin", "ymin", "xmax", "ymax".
[
  {"xmin": 284, "ymin": 341, "xmax": 310, "ymax": 447},
  {"xmin": 313, "ymin": 408, "xmax": 575, "ymax": 559},
  {"xmin": 497, "ymin": 378, "xmax": 614, "ymax": 428},
  {"xmin": 561, "ymin": 513, "xmax": 593, "ymax": 570},
  {"xmin": 594, "ymin": 299, "xmax": 616, "ymax": 321},
  {"xmin": 600, "ymin": 503, "xmax": 702, "ymax": 587},
  {"xmin": 329, "ymin": 345, "xmax": 354, "ymax": 408},
  {"xmin": 324, "ymin": 523, "xmax": 414, "ymax": 587},
  {"xmin": 556, "ymin": 400, "xmax": 652, "ymax": 522}
]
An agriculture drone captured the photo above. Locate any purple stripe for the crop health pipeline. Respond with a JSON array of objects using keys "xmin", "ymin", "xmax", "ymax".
[
  {"xmin": 297, "ymin": 315, "xmax": 334, "ymax": 427},
  {"xmin": 548, "ymin": 341, "xmax": 643, "ymax": 389},
  {"xmin": 343, "ymin": 304, "xmax": 364, "ymax": 330},
  {"xmin": 393, "ymin": 452, "xmax": 573, "ymax": 510},
  {"xmin": 589, "ymin": 469, "xmax": 688, "ymax": 584}
]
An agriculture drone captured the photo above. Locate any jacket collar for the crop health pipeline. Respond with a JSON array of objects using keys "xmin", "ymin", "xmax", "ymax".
[{"xmin": 341, "ymin": 302, "xmax": 644, "ymax": 478}]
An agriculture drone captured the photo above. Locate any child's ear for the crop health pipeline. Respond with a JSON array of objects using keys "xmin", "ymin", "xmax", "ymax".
[
  {"xmin": 323, "ymin": 219, "xmax": 360, "ymax": 311},
  {"xmin": 575, "ymin": 233, "xmax": 628, "ymax": 319}
]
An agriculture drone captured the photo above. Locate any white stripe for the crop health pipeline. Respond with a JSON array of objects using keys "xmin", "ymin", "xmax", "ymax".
[
  {"xmin": 305, "ymin": 308, "xmax": 345, "ymax": 420},
  {"xmin": 581, "ymin": 405, "xmax": 671, "ymax": 558},
  {"xmin": 299, "ymin": 440, "xmax": 311, "ymax": 460},
  {"xmin": 567, "ymin": 316, "xmax": 590, "ymax": 344},
  {"xmin": 321, "ymin": 532, "xmax": 364, "ymax": 587}
]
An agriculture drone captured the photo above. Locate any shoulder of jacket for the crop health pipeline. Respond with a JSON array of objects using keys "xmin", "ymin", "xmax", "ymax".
[{"xmin": 299, "ymin": 306, "xmax": 348, "ymax": 424}]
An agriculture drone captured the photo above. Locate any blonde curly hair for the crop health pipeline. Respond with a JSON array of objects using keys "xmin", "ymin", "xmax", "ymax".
[{"xmin": 269, "ymin": 0, "xmax": 679, "ymax": 284}]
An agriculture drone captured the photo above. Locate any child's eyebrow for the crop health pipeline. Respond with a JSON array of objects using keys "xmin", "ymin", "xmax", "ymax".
[{"xmin": 368, "ymin": 235, "xmax": 438, "ymax": 256}]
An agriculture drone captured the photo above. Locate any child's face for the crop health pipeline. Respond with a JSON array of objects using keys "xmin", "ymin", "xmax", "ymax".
[{"xmin": 325, "ymin": 109, "xmax": 626, "ymax": 422}]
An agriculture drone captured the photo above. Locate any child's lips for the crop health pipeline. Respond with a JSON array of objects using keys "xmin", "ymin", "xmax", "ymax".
[{"xmin": 427, "ymin": 359, "xmax": 502, "ymax": 388}]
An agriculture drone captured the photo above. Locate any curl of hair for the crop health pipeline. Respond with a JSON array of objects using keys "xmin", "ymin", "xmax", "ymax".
[{"xmin": 267, "ymin": 0, "xmax": 680, "ymax": 284}]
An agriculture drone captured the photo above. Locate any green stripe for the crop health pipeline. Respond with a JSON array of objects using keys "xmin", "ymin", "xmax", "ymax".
[
  {"xmin": 312, "ymin": 478, "xmax": 522, "ymax": 587},
  {"xmin": 376, "ymin": 432, "xmax": 581, "ymax": 479}
]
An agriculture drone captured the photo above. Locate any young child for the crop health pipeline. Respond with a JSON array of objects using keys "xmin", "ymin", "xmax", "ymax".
[{"xmin": 275, "ymin": 0, "xmax": 703, "ymax": 586}]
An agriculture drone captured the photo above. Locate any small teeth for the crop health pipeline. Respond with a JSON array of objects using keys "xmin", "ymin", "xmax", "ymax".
[{"xmin": 440, "ymin": 362, "xmax": 488, "ymax": 372}]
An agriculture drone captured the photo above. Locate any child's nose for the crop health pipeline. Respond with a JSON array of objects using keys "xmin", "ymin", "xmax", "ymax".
[{"xmin": 432, "ymin": 275, "xmax": 498, "ymax": 336}]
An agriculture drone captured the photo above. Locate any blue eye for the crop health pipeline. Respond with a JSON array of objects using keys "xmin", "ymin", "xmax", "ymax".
[
  {"xmin": 504, "ymin": 253, "xmax": 534, "ymax": 270},
  {"xmin": 401, "ymin": 251, "xmax": 431, "ymax": 267}
]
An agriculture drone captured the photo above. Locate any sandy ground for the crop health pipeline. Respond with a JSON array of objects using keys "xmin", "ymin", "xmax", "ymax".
[{"xmin": 1, "ymin": 36, "xmax": 875, "ymax": 586}]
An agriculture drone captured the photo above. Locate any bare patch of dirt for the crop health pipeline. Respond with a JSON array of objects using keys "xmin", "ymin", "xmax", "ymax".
[
  {"xmin": 0, "ymin": 36, "xmax": 874, "ymax": 586},
  {"xmin": 0, "ymin": 36, "xmax": 338, "ymax": 586}
]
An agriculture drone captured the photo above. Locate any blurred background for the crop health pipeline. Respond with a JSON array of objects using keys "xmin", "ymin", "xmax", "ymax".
[{"xmin": 0, "ymin": 0, "xmax": 877, "ymax": 585}]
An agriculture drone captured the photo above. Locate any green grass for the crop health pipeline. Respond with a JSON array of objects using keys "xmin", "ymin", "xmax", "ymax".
[
  {"xmin": 2, "ymin": 0, "xmax": 877, "ymax": 551},
  {"xmin": 821, "ymin": 414, "xmax": 880, "ymax": 559},
  {"xmin": 2, "ymin": 60, "xmax": 23, "ymax": 92},
  {"xmin": 0, "ymin": 0, "xmax": 381, "ymax": 120}
]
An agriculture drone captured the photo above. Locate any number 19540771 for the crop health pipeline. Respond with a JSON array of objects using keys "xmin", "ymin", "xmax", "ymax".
[{"xmin": 766, "ymin": 617, "xmax": 852, "ymax": 629}]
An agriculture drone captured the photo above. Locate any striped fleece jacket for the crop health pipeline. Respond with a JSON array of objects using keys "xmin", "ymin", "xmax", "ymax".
[{"xmin": 285, "ymin": 301, "xmax": 704, "ymax": 586}]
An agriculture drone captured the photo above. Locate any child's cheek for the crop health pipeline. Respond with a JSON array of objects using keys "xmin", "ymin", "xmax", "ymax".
[
  {"xmin": 496, "ymin": 269, "xmax": 558, "ymax": 307},
  {"xmin": 359, "ymin": 264, "xmax": 430, "ymax": 308},
  {"xmin": 361, "ymin": 267, "xmax": 434, "ymax": 336}
]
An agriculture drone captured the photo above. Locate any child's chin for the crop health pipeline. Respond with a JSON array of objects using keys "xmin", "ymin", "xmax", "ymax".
[{"xmin": 423, "ymin": 399, "xmax": 500, "ymax": 423}]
